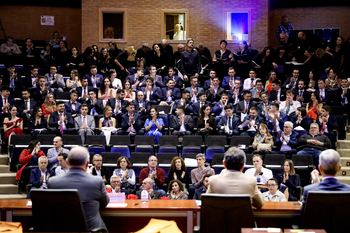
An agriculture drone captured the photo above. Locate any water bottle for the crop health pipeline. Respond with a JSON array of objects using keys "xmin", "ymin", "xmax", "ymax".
[{"xmin": 141, "ymin": 188, "xmax": 148, "ymax": 203}]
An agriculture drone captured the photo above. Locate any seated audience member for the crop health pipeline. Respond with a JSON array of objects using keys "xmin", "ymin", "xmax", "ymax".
[
  {"xmin": 144, "ymin": 65, "xmax": 163, "ymax": 88},
  {"xmin": 41, "ymin": 93, "xmax": 56, "ymax": 120},
  {"xmin": 269, "ymin": 79, "xmax": 286, "ymax": 104},
  {"xmin": 257, "ymin": 92, "xmax": 272, "ymax": 120},
  {"xmin": 139, "ymin": 156, "xmax": 166, "ymax": 196},
  {"xmin": 0, "ymin": 37, "xmax": 21, "ymax": 63},
  {"xmin": 136, "ymin": 177, "xmax": 162, "ymax": 200},
  {"xmin": 44, "ymin": 65, "xmax": 65, "ymax": 93},
  {"xmin": 237, "ymin": 92, "xmax": 254, "ymax": 119},
  {"xmin": 251, "ymin": 79, "xmax": 268, "ymax": 102},
  {"xmin": 99, "ymin": 106, "xmax": 117, "ymax": 137},
  {"xmin": 64, "ymin": 90, "xmax": 81, "ymax": 118},
  {"xmin": 75, "ymin": 104, "xmax": 95, "ymax": 144},
  {"xmin": 28, "ymin": 156, "xmax": 55, "ymax": 197},
  {"xmin": 28, "ymin": 107, "xmax": 48, "ymax": 139},
  {"xmin": 107, "ymin": 175, "xmax": 128, "ymax": 194},
  {"xmin": 16, "ymin": 140, "xmax": 45, "ymax": 183},
  {"xmin": 172, "ymin": 106, "xmax": 194, "ymax": 137},
  {"xmin": 190, "ymin": 91, "xmax": 210, "ymax": 117},
  {"xmin": 76, "ymin": 77, "xmax": 92, "ymax": 103},
  {"xmin": 185, "ymin": 76, "xmax": 203, "ymax": 103},
  {"xmin": 123, "ymin": 80, "xmax": 136, "ymax": 102},
  {"xmin": 163, "ymin": 67, "xmax": 182, "ymax": 89},
  {"xmin": 98, "ymin": 78, "xmax": 117, "ymax": 107},
  {"xmin": 112, "ymin": 157, "xmax": 135, "ymax": 193},
  {"xmin": 16, "ymin": 90, "xmax": 37, "ymax": 126},
  {"xmin": 217, "ymin": 105, "xmax": 240, "ymax": 136},
  {"xmin": 240, "ymin": 106, "xmax": 265, "ymax": 137},
  {"xmin": 273, "ymin": 121, "xmax": 298, "ymax": 156},
  {"xmin": 139, "ymin": 77, "xmax": 161, "ymax": 105},
  {"xmin": 336, "ymin": 77, "xmax": 350, "ymax": 108},
  {"xmin": 279, "ymin": 90, "xmax": 301, "ymax": 118},
  {"xmin": 160, "ymin": 79, "xmax": 181, "ymax": 102},
  {"xmin": 243, "ymin": 70, "xmax": 259, "ymax": 91},
  {"xmin": 23, "ymin": 66, "xmax": 39, "ymax": 90},
  {"xmin": 55, "ymin": 153, "xmax": 69, "ymax": 176},
  {"xmin": 86, "ymin": 65, "xmax": 103, "ymax": 88},
  {"xmin": 315, "ymin": 79, "xmax": 332, "ymax": 105},
  {"xmin": 49, "ymin": 101, "xmax": 75, "ymax": 135},
  {"xmin": 262, "ymin": 178, "xmax": 287, "ymax": 202},
  {"xmin": 66, "ymin": 69, "xmax": 81, "ymax": 91},
  {"xmin": 228, "ymin": 79, "xmax": 244, "ymax": 106},
  {"xmin": 282, "ymin": 69, "xmax": 299, "ymax": 90},
  {"xmin": 193, "ymin": 174, "xmax": 211, "ymax": 200},
  {"xmin": 172, "ymin": 89, "xmax": 191, "ymax": 114},
  {"xmin": 207, "ymin": 147, "xmax": 264, "ymax": 209},
  {"xmin": 47, "ymin": 136, "xmax": 70, "ymax": 170},
  {"xmin": 197, "ymin": 104, "xmax": 216, "ymax": 140},
  {"xmin": 133, "ymin": 91, "xmax": 150, "ymax": 121},
  {"xmin": 265, "ymin": 71, "xmax": 278, "ymax": 95},
  {"xmin": 205, "ymin": 77, "xmax": 225, "ymax": 102},
  {"xmin": 297, "ymin": 123, "xmax": 332, "ymax": 169},
  {"xmin": 144, "ymin": 107, "xmax": 164, "ymax": 144},
  {"xmin": 32, "ymin": 77, "xmax": 50, "ymax": 104},
  {"xmin": 127, "ymin": 67, "xmax": 144, "ymax": 90},
  {"xmin": 203, "ymin": 69, "xmax": 217, "ymax": 90},
  {"xmin": 306, "ymin": 92, "xmax": 323, "ymax": 121},
  {"xmin": 106, "ymin": 89, "xmax": 128, "ymax": 123},
  {"xmin": 301, "ymin": 149, "xmax": 350, "ymax": 213},
  {"xmin": 316, "ymin": 106, "xmax": 338, "ymax": 149},
  {"xmin": 3, "ymin": 105, "xmax": 23, "ymax": 151},
  {"xmin": 277, "ymin": 159, "xmax": 299, "ymax": 201},
  {"xmin": 167, "ymin": 157, "xmax": 191, "ymax": 191},
  {"xmin": 252, "ymin": 123, "xmax": 274, "ymax": 153},
  {"xmin": 0, "ymin": 85, "xmax": 16, "ymax": 118},
  {"xmin": 245, "ymin": 154, "xmax": 273, "ymax": 190},
  {"xmin": 267, "ymin": 103, "xmax": 288, "ymax": 136},
  {"xmin": 294, "ymin": 79, "xmax": 310, "ymax": 104},
  {"xmin": 167, "ymin": 179, "xmax": 188, "ymax": 200},
  {"xmin": 107, "ymin": 69, "xmax": 122, "ymax": 90},
  {"xmin": 117, "ymin": 101, "xmax": 144, "ymax": 137},
  {"xmin": 2, "ymin": 64, "xmax": 22, "ymax": 91},
  {"xmin": 190, "ymin": 153, "xmax": 215, "ymax": 191},
  {"xmin": 222, "ymin": 67, "xmax": 241, "ymax": 90},
  {"xmin": 86, "ymin": 90, "xmax": 104, "ymax": 116},
  {"xmin": 291, "ymin": 106, "xmax": 312, "ymax": 135},
  {"xmin": 91, "ymin": 154, "xmax": 111, "ymax": 185},
  {"xmin": 212, "ymin": 93, "xmax": 233, "ymax": 117}
]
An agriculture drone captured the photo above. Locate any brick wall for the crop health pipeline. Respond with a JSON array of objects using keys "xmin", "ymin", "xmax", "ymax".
[
  {"xmin": 269, "ymin": 6, "xmax": 350, "ymax": 48},
  {"xmin": 81, "ymin": 0, "xmax": 269, "ymax": 56},
  {"xmin": 0, "ymin": 5, "xmax": 81, "ymax": 49}
]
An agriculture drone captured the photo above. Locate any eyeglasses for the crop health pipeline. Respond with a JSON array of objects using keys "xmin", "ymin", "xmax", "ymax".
[
  {"xmin": 267, "ymin": 184, "xmax": 276, "ymax": 187},
  {"xmin": 111, "ymin": 181, "xmax": 121, "ymax": 183},
  {"xmin": 94, "ymin": 160, "xmax": 102, "ymax": 162},
  {"xmin": 149, "ymin": 160, "xmax": 157, "ymax": 162}
]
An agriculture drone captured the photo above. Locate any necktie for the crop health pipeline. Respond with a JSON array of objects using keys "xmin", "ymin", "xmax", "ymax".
[
  {"xmin": 129, "ymin": 115, "xmax": 133, "ymax": 133},
  {"xmin": 228, "ymin": 117, "xmax": 232, "ymax": 130},
  {"xmin": 25, "ymin": 100, "xmax": 28, "ymax": 110},
  {"xmin": 321, "ymin": 122, "xmax": 326, "ymax": 134},
  {"xmin": 230, "ymin": 78, "xmax": 234, "ymax": 90},
  {"xmin": 59, "ymin": 113, "xmax": 63, "ymax": 135},
  {"xmin": 83, "ymin": 116, "xmax": 86, "ymax": 126},
  {"xmin": 82, "ymin": 88, "xmax": 85, "ymax": 97},
  {"xmin": 273, "ymin": 118, "xmax": 277, "ymax": 133},
  {"xmin": 286, "ymin": 102, "xmax": 290, "ymax": 115},
  {"xmin": 4, "ymin": 98, "xmax": 7, "ymax": 113}
]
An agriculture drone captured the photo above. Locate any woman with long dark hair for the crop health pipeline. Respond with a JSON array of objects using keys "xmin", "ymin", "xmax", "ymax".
[
  {"xmin": 277, "ymin": 159, "xmax": 300, "ymax": 201},
  {"xmin": 144, "ymin": 107, "xmax": 164, "ymax": 143},
  {"xmin": 197, "ymin": 104, "xmax": 215, "ymax": 140},
  {"xmin": 98, "ymin": 77, "xmax": 116, "ymax": 107},
  {"xmin": 29, "ymin": 106, "xmax": 48, "ymax": 139}
]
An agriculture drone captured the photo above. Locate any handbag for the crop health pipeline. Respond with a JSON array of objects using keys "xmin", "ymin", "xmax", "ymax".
[{"xmin": 257, "ymin": 143, "xmax": 272, "ymax": 151}]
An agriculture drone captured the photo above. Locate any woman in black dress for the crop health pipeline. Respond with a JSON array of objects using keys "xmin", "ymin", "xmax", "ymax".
[
  {"xmin": 213, "ymin": 40, "xmax": 233, "ymax": 79},
  {"xmin": 197, "ymin": 104, "xmax": 215, "ymax": 140},
  {"xmin": 277, "ymin": 159, "xmax": 300, "ymax": 201}
]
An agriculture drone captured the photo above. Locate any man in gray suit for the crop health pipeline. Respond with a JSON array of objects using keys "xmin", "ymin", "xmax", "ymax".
[
  {"xmin": 48, "ymin": 146, "xmax": 109, "ymax": 232},
  {"xmin": 44, "ymin": 65, "xmax": 65, "ymax": 93},
  {"xmin": 75, "ymin": 103, "xmax": 95, "ymax": 144}
]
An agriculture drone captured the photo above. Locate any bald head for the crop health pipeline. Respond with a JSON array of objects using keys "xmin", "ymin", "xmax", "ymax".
[
  {"xmin": 67, "ymin": 146, "xmax": 89, "ymax": 169},
  {"xmin": 53, "ymin": 136, "xmax": 63, "ymax": 148}
]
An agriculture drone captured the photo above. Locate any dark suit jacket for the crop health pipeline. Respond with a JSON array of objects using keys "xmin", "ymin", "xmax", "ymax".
[
  {"xmin": 172, "ymin": 100, "xmax": 192, "ymax": 114},
  {"xmin": 228, "ymin": 88, "xmax": 244, "ymax": 104},
  {"xmin": 31, "ymin": 85, "xmax": 49, "ymax": 103},
  {"xmin": 241, "ymin": 115, "xmax": 266, "ymax": 132},
  {"xmin": 267, "ymin": 113, "xmax": 288, "ymax": 133},
  {"xmin": 48, "ymin": 111, "xmax": 75, "ymax": 129},
  {"xmin": 193, "ymin": 187, "xmax": 206, "ymax": 200},
  {"xmin": 293, "ymin": 88, "xmax": 311, "ymax": 104},
  {"xmin": 257, "ymin": 101, "xmax": 273, "ymax": 117},
  {"xmin": 65, "ymin": 101, "xmax": 82, "ymax": 115},
  {"xmin": 269, "ymin": 89, "xmax": 286, "ymax": 102},
  {"xmin": 274, "ymin": 130, "xmax": 299, "ymax": 150},
  {"xmin": 85, "ymin": 74, "xmax": 103, "ymax": 87},
  {"xmin": 282, "ymin": 77, "xmax": 298, "ymax": 89},
  {"xmin": 92, "ymin": 166, "xmax": 111, "ymax": 185},
  {"xmin": 127, "ymin": 74, "xmax": 145, "ymax": 86},
  {"xmin": 160, "ymin": 87, "xmax": 181, "ymax": 100},
  {"xmin": 16, "ymin": 99, "xmax": 37, "ymax": 114},
  {"xmin": 139, "ymin": 87, "xmax": 162, "ymax": 104},
  {"xmin": 76, "ymin": 86, "xmax": 94, "ymax": 103},
  {"xmin": 163, "ymin": 75, "xmax": 182, "ymax": 88},
  {"xmin": 171, "ymin": 115, "xmax": 194, "ymax": 132},
  {"xmin": 316, "ymin": 116, "xmax": 338, "ymax": 133},
  {"xmin": 205, "ymin": 87, "xmax": 225, "ymax": 103},
  {"xmin": 106, "ymin": 98, "xmax": 128, "ymax": 114},
  {"xmin": 235, "ymin": 100, "xmax": 254, "ymax": 116},
  {"xmin": 221, "ymin": 76, "xmax": 241, "ymax": 90},
  {"xmin": 190, "ymin": 101, "xmax": 211, "ymax": 116},
  {"xmin": 315, "ymin": 89, "xmax": 332, "ymax": 105},
  {"xmin": 2, "ymin": 73, "xmax": 22, "ymax": 90},
  {"xmin": 217, "ymin": 115, "xmax": 240, "ymax": 135},
  {"xmin": 0, "ymin": 96, "xmax": 16, "ymax": 114},
  {"xmin": 335, "ymin": 87, "xmax": 350, "ymax": 103},
  {"xmin": 23, "ymin": 75, "xmax": 38, "ymax": 89},
  {"xmin": 212, "ymin": 102, "xmax": 234, "ymax": 115},
  {"xmin": 48, "ymin": 168, "xmax": 109, "ymax": 231},
  {"xmin": 30, "ymin": 167, "xmax": 55, "ymax": 188},
  {"xmin": 120, "ymin": 112, "xmax": 142, "ymax": 132},
  {"xmin": 86, "ymin": 99, "xmax": 104, "ymax": 115},
  {"xmin": 133, "ymin": 100, "xmax": 150, "ymax": 117},
  {"xmin": 276, "ymin": 173, "xmax": 299, "ymax": 200},
  {"xmin": 136, "ymin": 189, "xmax": 162, "ymax": 199}
]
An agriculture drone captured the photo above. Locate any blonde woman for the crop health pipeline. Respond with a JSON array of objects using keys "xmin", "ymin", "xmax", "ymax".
[
  {"xmin": 41, "ymin": 94, "xmax": 57, "ymax": 120},
  {"xmin": 252, "ymin": 123, "xmax": 274, "ymax": 152}
]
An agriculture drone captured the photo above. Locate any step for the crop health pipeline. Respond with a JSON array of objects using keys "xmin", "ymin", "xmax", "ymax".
[
  {"xmin": 340, "ymin": 157, "xmax": 350, "ymax": 167},
  {"xmin": 337, "ymin": 167, "xmax": 350, "ymax": 177},
  {"xmin": 338, "ymin": 140, "xmax": 350, "ymax": 149},
  {"xmin": 0, "ymin": 174, "xmax": 17, "ymax": 185},
  {"xmin": 0, "ymin": 194, "xmax": 26, "ymax": 199},
  {"xmin": 0, "ymin": 155, "xmax": 8, "ymax": 165},
  {"xmin": 321, "ymin": 176, "xmax": 350, "ymax": 186},
  {"xmin": 337, "ymin": 149, "xmax": 350, "ymax": 157},
  {"xmin": 0, "ymin": 184, "xmax": 18, "ymax": 194},
  {"xmin": 347, "ymin": 133, "xmax": 350, "ymax": 140},
  {"xmin": 347, "ymin": 126, "xmax": 350, "ymax": 133},
  {"xmin": 0, "ymin": 165, "xmax": 9, "ymax": 173}
]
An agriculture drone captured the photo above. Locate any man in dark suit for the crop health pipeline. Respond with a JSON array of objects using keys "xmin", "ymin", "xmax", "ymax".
[
  {"xmin": 136, "ymin": 177, "xmax": 162, "ymax": 200},
  {"xmin": 16, "ymin": 90, "xmax": 37, "ymax": 127},
  {"xmin": 76, "ymin": 77, "xmax": 93, "ymax": 103},
  {"xmin": 240, "ymin": 106, "xmax": 265, "ymax": 137},
  {"xmin": 28, "ymin": 156, "xmax": 55, "ymax": 198},
  {"xmin": 316, "ymin": 106, "xmax": 338, "ymax": 149},
  {"xmin": 193, "ymin": 174, "xmax": 211, "ymax": 200},
  {"xmin": 117, "ymin": 102, "xmax": 144, "ymax": 137},
  {"xmin": 127, "ymin": 67, "xmax": 145, "ymax": 90},
  {"xmin": 133, "ymin": 91, "xmax": 150, "ymax": 121},
  {"xmin": 48, "ymin": 147, "xmax": 110, "ymax": 231},
  {"xmin": 221, "ymin": 67, "xmax": 241, "ymax": 90},
  {"xmin": 138, "ymin": 77, "xmax": 162, "ymax": 105},
  {"xmin": 64, "ymin": 90, "xmax": 81, "ymax": 118},
  {"xmin": 282, "ymin": 69, "xmax": 299, "ymax": 90},
  {"xmin": 293, "ymin": 79, "xmax": 310, "ymax": 104},
  {"xmin": 272, "ymin": 121, "xmax": 299, "ymax": 156},
  {"xmin": 85, "ymin": 65, "xmax": 103, "ymax": 88},
  {"xmin": 163, "ymin": 67, "xmax": 182, "ymax": 89},
  {"xmin": 0, "ymin": 85, "xmax": 16, "ymax": 120},
  {"xmin": 106, "ymin": 89, "xmax": 128, "ymax": 125},
  {"xmin": 23, "ymin": 66, "xmax": 39, "ymax": 89},
  {"xmin": 86, "ymin": 90, "xmax": 104, "ymax": 116},
  {"xmin": 172, "ymin": 89, "xmax": 192, "ymax": 114},
  {"xmin": 235, "ymin": 90, "xmax": 254, "ymax": 116},
  {"xmin": 257, "ymin": 91, "xmax": 273, "ymax": 120},
  {"xmin": 31, "ymin": 77, "xmax": 50, "ymax": 104},
  {"xmin": 269, "ymin": 79, "xmax": 286, "ymax": 104},
  {"xmin": 203, "ymin": 69, "xmax": 217, "ymax": 90},
  {"xmin": 217, "ymin": 105, "xmax": 240, "ymax": 136},
  {"xmin": 160, "ymin": 79, "xmax": 181, "ymax": 101},
  {"xmin": 91, "ymin": 154, "xmax": 111, "ymax": 185},
  {"xmin": 212, "ymin": 93, "xmax": 233, "ymax": 117},
  {"xmin": 2, "ymin": 63, "xmax": 22, "ymax": 91},
  {"xmin": 172, "ymin": 105, "xmax": 194, "ymax": 136},
  {"xmin": 205, "ymin": 77, "xmax": 225, "ymax": 103},
  {"xmin": 336, "ymin": 77, "xmax": 350, "ymax": 108},
  {"xmin": 190, "ymin": 91, "xmax": 210, "ymax": 117},
  {"xmin": 228, "ymin": 79, "xmax": 244, "ymax": 105},
  {"xmin": 250, "ymin": 79, "xmax": 268, "ymax": 103},
  {"xmin": 144, "ymin": 65, "xmax": 164, "ymax": 88},
  {"xmin": 301, "ymin": 149, "xmax": 350, "ymax": 213},
  {"xmin": 316, "ymin": 79, "xmax": 332, "ymax": 105},
  {"xmin": 49, "ymin": 101, "xmax": 75, "ymax": 135},
  {"xmin": 267, "ymin": 103, "xmax": 288, "ymax": 136}
]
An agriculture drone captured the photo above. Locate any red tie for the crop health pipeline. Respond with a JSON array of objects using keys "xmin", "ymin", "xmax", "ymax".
[{"xmin": 321, "ymin": 122, "xmax": 326, "ymax": 134}]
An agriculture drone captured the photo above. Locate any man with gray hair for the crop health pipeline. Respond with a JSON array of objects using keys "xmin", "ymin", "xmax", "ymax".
[
  {"xmin": 179, "ymin": 38, "xmax": 201, "ymax": 86},
  {"xmin": 136, "ymin": 177, "xmax": 162, "ymax": 199},
  {"xmin": 272, "ymin": 121, "xmax": 299, "ymax": 156},
  {"xmin": 207, "ymin": 147, "xmax": 264, "ymax": 209},
  {"xmin": 297, "ymin": 123, "xmax": 331, "ymax": 168},
  {"xmin": 48, "ymin": 146, "xmax": 109, "ymax": 232},
  {"xmin": 301, "ymin": 149, "xmax": 350, "ymax": 212}
]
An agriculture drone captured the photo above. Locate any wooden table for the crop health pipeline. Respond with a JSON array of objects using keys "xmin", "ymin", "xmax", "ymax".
[{"xmin": 2, "ymin": 200, "xmax": 302, "ymax": 233}]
